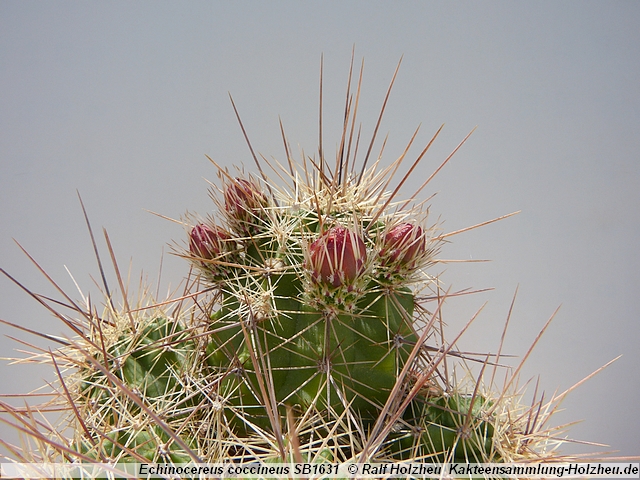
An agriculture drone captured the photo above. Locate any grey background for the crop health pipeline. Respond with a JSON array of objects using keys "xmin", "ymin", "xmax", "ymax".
[{"xmin": 1, "ymin": 1, "xmax": 639, "ymax": 458}]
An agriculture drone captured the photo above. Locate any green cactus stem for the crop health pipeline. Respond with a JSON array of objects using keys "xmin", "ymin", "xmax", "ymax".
[{"xmin": 194, "ymin": 175, "xmax": 437, "ymax": 436}]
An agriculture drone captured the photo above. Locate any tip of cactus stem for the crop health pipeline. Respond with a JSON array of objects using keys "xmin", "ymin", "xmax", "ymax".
[{"xmin": 308, "ymin": 225, "xmax": 367, "ymax": 288}]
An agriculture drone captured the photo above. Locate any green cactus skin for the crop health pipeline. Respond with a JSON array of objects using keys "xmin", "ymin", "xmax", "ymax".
[{"xmin": 206, "ymin": 275, "xmax": 418, "ymax": 429}]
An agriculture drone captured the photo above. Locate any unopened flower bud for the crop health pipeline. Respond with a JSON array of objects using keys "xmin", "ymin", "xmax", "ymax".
[
  {"xmin": 223, "ymin": 178, "xmax": 268, "ymax": 230},
  {"xmin": 308, "ymin": 225, "xmax": 367, "ymax": 288},
  {"xmin": 189, "ymin": 223, "xmax": 230, "ymax": 260},
  {"xmin": 381, "ymin": 223, "xmax": 425, "ymax": 267}
]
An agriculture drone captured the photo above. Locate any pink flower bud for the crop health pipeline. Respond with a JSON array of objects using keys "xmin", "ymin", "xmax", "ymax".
[
  {"xmin": 308, "ymin": 225, "xmax": 367, "ymax": 288},
  {"xmin": 189, "ymin": 223, "xmax": 230, "ymax": 260},
  {"xmin": 381, "ymin": 223, "xmax": 425, "ymax": 266},
  {"xmin": 223, "ymin": 178, "xmax": 268, "ymax": 225}
]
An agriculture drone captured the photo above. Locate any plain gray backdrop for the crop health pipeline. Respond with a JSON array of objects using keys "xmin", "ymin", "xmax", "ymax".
[{"xmin": 1, "ymin": 1, "xmax": 639, "ymax": 458}]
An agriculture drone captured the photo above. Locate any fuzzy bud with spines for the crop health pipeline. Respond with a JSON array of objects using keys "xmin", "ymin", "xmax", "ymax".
[
  {"xmin": 223, "ymin": 178, "xmax": 269, "ymax": 234},
  {"xmin": 380, "ymin": 223, "xmax": 426, "ymax": 270},
  {"xmin": 308, "ymin": 225, "xmax": 367, "ymax": 288},
  {"xmin": 189, "ymin": 223, "xmax": 231, "ymax": 261}
]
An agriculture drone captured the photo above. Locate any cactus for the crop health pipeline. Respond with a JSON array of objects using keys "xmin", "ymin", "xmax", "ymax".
[
  {"xmin": 196, "ymin": 172, "xmax": 429, "ymax": 429},
  {"xmin": 1, "ymin": 59, "xmax": 611, "ymax": 472}
]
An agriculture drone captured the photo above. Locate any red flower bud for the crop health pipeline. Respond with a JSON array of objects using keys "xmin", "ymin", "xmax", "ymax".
[
  {"xmin": 223, "ymin": 178, "xmax": 268, "ymax": 226},
  {"xmin": 189, "ymin": 223, "xmax": 231, "ymax": 260},
  {"xmin": 381, "ymin": 223, "xmax": 425, "ymax": 266},
  {"xmin": 308, "ymin": 225, "xmax": 367, "ymax": 288}
]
